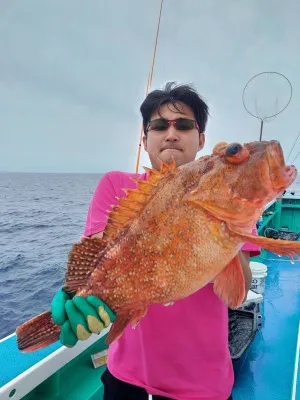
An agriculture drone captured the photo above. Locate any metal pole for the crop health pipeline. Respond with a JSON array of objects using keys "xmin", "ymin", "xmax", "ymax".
[{"xmin": 259, "ymin": 120, "xmax": 264, "ymax": 141}]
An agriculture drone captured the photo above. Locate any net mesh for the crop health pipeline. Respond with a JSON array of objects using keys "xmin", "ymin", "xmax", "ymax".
[{"xmin": 243, "ymin": 72, "xmax": 292, "ymax": 121}]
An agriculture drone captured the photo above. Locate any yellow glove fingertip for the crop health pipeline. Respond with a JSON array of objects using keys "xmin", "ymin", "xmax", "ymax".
[
  {"xmin": 98, "ymin": 306, "xmax": 111, "ymax": 327},
  {"xmin": 76, "ymin": 324, "xmax": 92, "ymax": 341},
  {"xmin": 87, "ymin": 315, "xmax": 104, "ymax": 334}
]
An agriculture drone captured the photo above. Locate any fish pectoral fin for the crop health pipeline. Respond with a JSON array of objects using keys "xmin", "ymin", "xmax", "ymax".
[
  {"xmin": 63, "ymin": 237, "xmax": 108, "ymax": 293},
  {"xmin": 105, "ymin": 306, "xmax": 148, "ymax": 345},
  {"xmin": 213, "ymin": 255, "xmax": 245, "ymax": 309},
  {"xmin": 228, "ymin": 225, "xmax": 300, "ymax": 261}
]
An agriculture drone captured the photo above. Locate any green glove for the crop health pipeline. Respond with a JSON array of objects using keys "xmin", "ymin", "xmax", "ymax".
[
  {"xmin": 51, "ymin": 288, "xmax": 116, "ymax": 348},
  {"xmin": 51, "ymin": 288, "xmax": 74, "ymax": 325}
]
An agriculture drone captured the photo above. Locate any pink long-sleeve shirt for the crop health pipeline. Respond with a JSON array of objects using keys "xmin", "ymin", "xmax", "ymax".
[{"xmin": 84, "ymin": 171, "xmax": 260, "ymax": 400}]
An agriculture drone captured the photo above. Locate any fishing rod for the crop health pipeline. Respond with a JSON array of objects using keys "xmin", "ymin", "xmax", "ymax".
[{"xmin": 135, "ymin": 0, "xmax": 164, "ymax": 173}]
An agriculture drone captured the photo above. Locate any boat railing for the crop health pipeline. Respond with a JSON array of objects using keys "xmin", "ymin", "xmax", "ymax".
[
  {"xmin": 0, "ymin": 327, "xmax": 110, "ymax": 399},
  {"xmin": 257, "ymin": 199, "xmax": 280, "ymax": 235}
]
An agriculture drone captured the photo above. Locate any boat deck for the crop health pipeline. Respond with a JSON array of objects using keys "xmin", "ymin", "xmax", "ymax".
[{"xmin": 232, "ymin": 251, "xmax": 300, "ymax": 400}]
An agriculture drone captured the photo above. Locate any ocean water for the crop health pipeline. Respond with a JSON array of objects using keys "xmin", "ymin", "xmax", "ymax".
[{"xmin": 0, "ymin": 172, "xmax": 102, "ymax": 340}]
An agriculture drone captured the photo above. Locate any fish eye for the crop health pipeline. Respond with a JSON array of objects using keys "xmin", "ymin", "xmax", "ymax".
[
  {"xmin": 225, "ymin": 143, "xmax": 249, "ymax": 164},
  {"xmin": 225, "ymin": 143, "xmax": 242, "ymax": 157}
]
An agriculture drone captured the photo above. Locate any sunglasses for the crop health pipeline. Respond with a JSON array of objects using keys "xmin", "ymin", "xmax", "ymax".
[{"xmin": 146, "ymin": 118, "xmax": 199, "ymax": 133}]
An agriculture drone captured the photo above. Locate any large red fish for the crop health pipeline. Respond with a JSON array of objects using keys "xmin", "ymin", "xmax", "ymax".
[{"xmin": 16, "ymin": 140, "xmax": 299, "ymax": 352}]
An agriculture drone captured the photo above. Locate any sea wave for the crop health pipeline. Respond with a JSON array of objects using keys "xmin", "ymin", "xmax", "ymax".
[{"xmin": 0, "ymin": 172, "xmax": 102, "ymax": 339}]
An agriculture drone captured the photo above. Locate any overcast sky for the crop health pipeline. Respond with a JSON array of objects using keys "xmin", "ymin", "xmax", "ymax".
[{"xmin": 0, "ymin": 0, "xmax": 299, "ymax": 173}]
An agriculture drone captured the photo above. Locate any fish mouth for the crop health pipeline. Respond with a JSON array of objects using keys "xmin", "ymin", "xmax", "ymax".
[{"xmin": 266, "ymin": 141, "xmax": 297, "ymax": 191}]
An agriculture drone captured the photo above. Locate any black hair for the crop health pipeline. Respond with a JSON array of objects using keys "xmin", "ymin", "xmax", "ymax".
[{"xmin": 140, "ymin": 81, "xmax": 209, "ymax": 135}]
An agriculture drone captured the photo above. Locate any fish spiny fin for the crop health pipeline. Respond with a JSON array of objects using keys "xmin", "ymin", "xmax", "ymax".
[
  {"xmin": 143, "ymin": 166, "xmax": 161, "ymax": 179},
  {"xmin": 159, "ymin": 158, "xmax": 177, "ymax": 173},
  {"xmin": 213, "ymin": 254, "xmax": 245, "ymax": 309},
  {"xmin": 104, "ymin": 162, "xmax": 177, "ymax": 241},
  {"xmin": 63, "ymin": 237, "xmax": 108, "ymax": 293}
]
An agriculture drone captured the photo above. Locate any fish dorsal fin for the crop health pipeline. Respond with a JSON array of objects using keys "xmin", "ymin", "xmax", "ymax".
[
  {"xmin": 63, "ymin": 237, "xmax": 108, "ymax": 294},
  {"xmin": 104, "ymin": 160, "xmax": 176, "ymax": 241}
]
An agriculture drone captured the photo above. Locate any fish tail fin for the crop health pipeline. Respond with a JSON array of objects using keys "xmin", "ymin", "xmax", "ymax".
[
  {"xmin": 105, "ymin": 306, "xmax": 147, "ymax": 345},
  {"xmin": 16, "ymin": 311, "xmax": 60, "ymax": 352}
]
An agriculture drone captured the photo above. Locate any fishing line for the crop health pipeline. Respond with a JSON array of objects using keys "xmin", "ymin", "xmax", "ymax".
[
  {"xmin": 286, "ymin": 131, "xmax": 300, "ymax": 164},
  {"xmin": 291, "ymin": 149, "xmax": 300, "ymax": 165}
]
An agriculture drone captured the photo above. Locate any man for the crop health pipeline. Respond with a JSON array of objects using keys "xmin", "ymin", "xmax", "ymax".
[{"xmin": 51, "ymin": 82, "xmax": 260, "ymax": 399}]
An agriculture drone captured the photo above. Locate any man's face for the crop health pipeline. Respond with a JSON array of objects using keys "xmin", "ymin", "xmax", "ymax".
[{"xmin": 143, "ymin": 102, "xmax": 205, "ymax": 171}]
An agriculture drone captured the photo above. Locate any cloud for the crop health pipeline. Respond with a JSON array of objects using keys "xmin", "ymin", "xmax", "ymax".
[{"xmin": 0, "ymin": 0, "xmax": 299, "ymax": 172}]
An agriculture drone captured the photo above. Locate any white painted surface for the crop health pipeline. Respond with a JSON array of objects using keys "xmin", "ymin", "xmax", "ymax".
[
  {"xmin": 0, "ymin": 333, "xmax": 15, "ymax": 344},
  {"xmin": 264, "ymin": 199, "xmax": 276, "ymax": 210}
]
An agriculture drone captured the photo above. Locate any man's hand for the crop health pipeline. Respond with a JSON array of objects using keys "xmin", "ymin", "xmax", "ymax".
[
  {"xmin": 238, "ymin": 250, "xmax": 252, "ymax": 302},
  {"xmin": 51, "ymin": 288, "xmax": 116, "ymax": 348}
]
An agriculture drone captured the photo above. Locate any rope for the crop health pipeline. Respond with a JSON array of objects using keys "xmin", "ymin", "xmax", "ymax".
[{"xmin": 135, "ymin": 0, "xmax": 164, "ymax": 173}]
